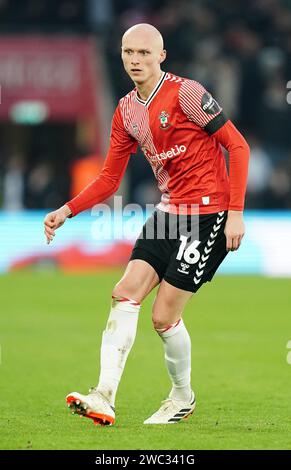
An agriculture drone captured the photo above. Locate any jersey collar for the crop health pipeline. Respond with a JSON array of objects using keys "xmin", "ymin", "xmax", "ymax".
[{"xmin": 135, "ymin": 71, "xmax": 166, "ymax": 107}]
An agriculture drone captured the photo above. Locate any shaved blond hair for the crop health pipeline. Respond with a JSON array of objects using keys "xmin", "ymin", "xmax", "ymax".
[{"xmin": 122, "ymin": 23, "xmax": 164, "ymax": 52}]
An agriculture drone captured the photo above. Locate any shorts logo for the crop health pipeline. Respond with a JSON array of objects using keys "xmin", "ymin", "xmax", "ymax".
[
  {"xmin": 159, "ymin": 110, "xmax": 171, "ymax": 130},
  {"xmin": 177, "ymin": 262, "xmax": 190, "ymax": 275}
]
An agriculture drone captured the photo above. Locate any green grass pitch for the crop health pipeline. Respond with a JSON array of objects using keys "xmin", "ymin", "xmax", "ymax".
[{"xmin": 0, "ymin": 272, "xmax": 290, "ymax": 450}]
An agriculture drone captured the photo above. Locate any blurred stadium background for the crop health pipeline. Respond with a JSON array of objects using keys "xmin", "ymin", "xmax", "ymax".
[
  {"xmin": 0, "ymin": 0, "xmax": 291, "ymax": 273},
  {"xmin": 0, "ymin": 0, "xmax": 291, "ymax": 450}
]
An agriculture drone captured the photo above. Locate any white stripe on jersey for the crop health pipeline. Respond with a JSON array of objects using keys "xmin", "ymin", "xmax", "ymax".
[
  {"xmin": 164, "ymin": 73, "xmax": 183, "ymax": 83},
  {"xmin": 178, "ymin": 79, "xmax": 222, "ymax": 128},
  {"xmin": 119, "ymin": 92, "xmax": 170, "ymax": 193}
]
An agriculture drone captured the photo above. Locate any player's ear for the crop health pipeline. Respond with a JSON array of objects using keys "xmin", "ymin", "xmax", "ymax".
[{"xmin": 159, "ymin": 50, "xmax": 167, "ymax": 64}]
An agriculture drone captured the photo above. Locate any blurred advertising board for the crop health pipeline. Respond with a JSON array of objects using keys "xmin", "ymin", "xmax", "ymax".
[
  {"xmin": 0, "ymin": 210, "xmax": 290, "ymax": 276},
  {"xmin": 0, "ymin": 36, "xmax": 99, "ymax": 122}
]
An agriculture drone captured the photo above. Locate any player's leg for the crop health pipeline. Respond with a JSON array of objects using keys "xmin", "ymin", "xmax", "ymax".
[
  {"xmin": 152, "ymin": 279, "xmax": 193, "ymax": 401},
  {"xmin": 144, "ymin": 211, "xmax": 228, "ymax": 424},
  {"xmin": 66, "ymin": 259, "xmax": 160, "ymax": 425},
  {"xmin": 95, "ymin": 259, "xmax": 159, "ymax": 405},
  {"xmin": 96, "ymin": 206, "xmax": 169, "ymax": 408},
  {"xmin": 144, "ymin": 280, "xmax": 196, "ymax": 424},
  {"xmin": 96, "ymin": 207, "xmax": 171, "ymax": 410}
]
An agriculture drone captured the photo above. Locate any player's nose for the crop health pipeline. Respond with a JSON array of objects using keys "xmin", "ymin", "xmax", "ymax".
[{"xmin": 131, "ymin": 54, "xmax": 140, "ymax": 65}]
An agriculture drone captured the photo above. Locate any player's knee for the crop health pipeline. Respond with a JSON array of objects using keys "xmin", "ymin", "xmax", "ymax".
[
  {"xmin": 152, "ymin": 295, "xmax": 172, "ymax": 316},
  {"xmin": 152, "ymin": 316, "xmax": 169, "ymax": 330},
  {"xmin": 151, "ymin": 306, "xmax": 170, "ymax": 330},
  {"xmin": 152, "ymin": 298, "xmax": 180, "ymax": 330},
  {"xmin": 112, "ymin": 281, "xmax": 141, "ymax": 304}
]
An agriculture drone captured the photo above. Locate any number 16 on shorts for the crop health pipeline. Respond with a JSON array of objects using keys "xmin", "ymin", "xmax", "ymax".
[{"xmin": 176, "ymin": 236, "xmax": 201, "ymax": 264}]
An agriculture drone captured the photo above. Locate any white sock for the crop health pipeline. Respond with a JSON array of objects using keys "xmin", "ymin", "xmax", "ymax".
[
  {"xmin": 96, "ymin": 296, "xmax": 141, "ymax": 407},
  {"xmin": 156, "ymin": 319, "xmax": 192, "ymax": 403}
]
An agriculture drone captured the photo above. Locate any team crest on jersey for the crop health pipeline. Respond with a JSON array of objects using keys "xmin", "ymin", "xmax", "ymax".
[{"xmin": 159, "ymin": 111, "xmax": 171, "ymax": 130}]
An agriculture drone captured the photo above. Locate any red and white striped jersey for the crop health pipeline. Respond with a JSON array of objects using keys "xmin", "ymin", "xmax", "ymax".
[
  {"xmin": 115, "ymin": 71, "xmax": 228, "ymax": 214},
  {"xmin": 67, "ymin": 72, "xmax": 249, "ymax": 216}
]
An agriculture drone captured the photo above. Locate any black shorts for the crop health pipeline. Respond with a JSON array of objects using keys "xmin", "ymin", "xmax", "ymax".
[{"xmin": 129, "ymin": 209, "xmax": 228, "ymax": 293}]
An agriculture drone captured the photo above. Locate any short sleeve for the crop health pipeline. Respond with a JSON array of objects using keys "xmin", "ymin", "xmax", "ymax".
[{"xmin": 178, "ymin": 80, "xmax": 226, "ymax": 134}]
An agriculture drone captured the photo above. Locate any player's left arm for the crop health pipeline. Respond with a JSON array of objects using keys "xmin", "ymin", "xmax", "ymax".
[
  {"xmin": 212, "ymin": 120, "xmax": 250, "ymax": 252},
  {"xmin": 178, "ymin": 80, "xmax": 250, "ymax": 252},
  {"xmin": 179, "ymin": 80, "xmax": 250, "ymax": 251}
]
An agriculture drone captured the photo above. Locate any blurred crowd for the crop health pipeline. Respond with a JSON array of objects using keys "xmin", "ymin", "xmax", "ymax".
[{"xmin": 1, "ymin": 0, "xmax": 291, "ymax": 209}]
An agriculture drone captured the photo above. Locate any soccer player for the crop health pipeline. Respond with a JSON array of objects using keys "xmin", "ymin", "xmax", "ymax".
[{"xmin": 44, "ymin": 24, "xmax": 249, "ymax": 425}]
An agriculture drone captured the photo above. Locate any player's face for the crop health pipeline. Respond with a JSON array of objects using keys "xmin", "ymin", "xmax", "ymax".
[{"xmin": 121, "ymin": 39, "xmax": 165, "ymax": 85}]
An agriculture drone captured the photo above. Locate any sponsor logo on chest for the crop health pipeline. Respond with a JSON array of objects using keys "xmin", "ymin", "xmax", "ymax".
[{"xmin": 143, "ymin": 144, "xmax": 187, "ymax": 162}]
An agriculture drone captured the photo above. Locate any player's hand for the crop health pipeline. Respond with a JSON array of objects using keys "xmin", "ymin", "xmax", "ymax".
[
  {"xmin": 224, "ymin": 210, "xmax": 245, "ymax": 252},
  {"xmin": 44, "ymin": 205, "xmax": 72, "ymax": 244}
]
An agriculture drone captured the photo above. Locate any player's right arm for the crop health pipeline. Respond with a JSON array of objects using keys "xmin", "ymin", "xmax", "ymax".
[{"xmin": 44, "ymin": 105, "xmax": 137, "ymax": 244}]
